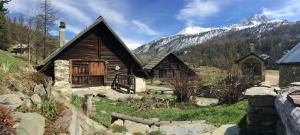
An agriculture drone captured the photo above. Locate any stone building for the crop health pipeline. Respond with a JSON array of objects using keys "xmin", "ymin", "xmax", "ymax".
[
  {"xmin": 36, "ymin": 17, "xmax": 147, "ymax": 93},
  {"xmin": 144, "ymin": 53, "xmax": 196, "ymax": 82},
  {"xmin": 234, "ymin": 44, "xmax": 266, "ymax": 82},
  {"xmin": 277, "ymin": 42, "xmax": 300, "ymax": 87}
]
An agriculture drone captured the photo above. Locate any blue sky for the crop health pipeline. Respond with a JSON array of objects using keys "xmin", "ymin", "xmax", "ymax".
[{"xmin": 6, "ymin": 0, "xmax": 300, "ymax": 49}]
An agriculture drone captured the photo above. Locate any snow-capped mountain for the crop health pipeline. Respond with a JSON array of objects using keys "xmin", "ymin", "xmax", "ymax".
[{"xmin": 134, "ymin": 15, "xmax": 288, "ymax": 55}]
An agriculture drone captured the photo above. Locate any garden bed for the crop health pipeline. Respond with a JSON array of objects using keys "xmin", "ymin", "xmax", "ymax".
[{"xmin": 92, "ymin": 97, "xmax": 247, "ymax": 127}]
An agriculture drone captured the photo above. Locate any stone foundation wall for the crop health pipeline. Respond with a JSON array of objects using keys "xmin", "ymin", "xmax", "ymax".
[
  {"xmin": 279, "ymin": 65, "xmax": 300, "ymax": 87},
  {"xmin": 247, "ymin": 95, "xmax": 279, "ymax": 135},
  {"xmin": 54, "ymin": 60, "xmax": 70, "ymax": 90},
  {"xmin": 245, "ymin": 87, "xmax": 279, "ymax": 135}
]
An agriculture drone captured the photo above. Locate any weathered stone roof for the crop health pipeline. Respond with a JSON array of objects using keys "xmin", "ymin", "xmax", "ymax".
[
  {"xmin": 244, "ymin": 87, "xmax": 277, "ymax": 96},
  {"xmin": 277, "ymin": 42, "xmax": 300, "ymax": 65},
  {"xmin": 144, "ymin": 53, "xmax": 169, "ymax": 70}
]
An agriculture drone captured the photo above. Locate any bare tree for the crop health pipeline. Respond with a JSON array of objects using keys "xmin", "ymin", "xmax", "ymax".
[{"xmin": 37, "ymin": 0, "xmax": 57, "ymax": 59}]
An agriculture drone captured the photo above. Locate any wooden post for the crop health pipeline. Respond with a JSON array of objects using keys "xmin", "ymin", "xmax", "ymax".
[{"xmin": 82, "ymin": 94, "xmax": 93, "ymax": 117}]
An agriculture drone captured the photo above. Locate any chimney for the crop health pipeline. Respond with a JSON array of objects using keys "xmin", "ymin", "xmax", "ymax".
[
  {"xmin": 59, "ymin": 21, "xmax": 66, "ymax": 47},
  {"xmin": 250, "ymin": 43, "xmax": 255, "ymax": 53}
]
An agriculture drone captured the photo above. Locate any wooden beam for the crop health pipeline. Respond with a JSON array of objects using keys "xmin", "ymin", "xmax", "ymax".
[{"xmin": 111, "ymin": 112, "xmax": 159, "ymax": 126}]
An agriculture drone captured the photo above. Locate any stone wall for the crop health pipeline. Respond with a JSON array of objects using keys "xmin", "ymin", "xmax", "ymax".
[
  {"xmin": 245, "ymin": 87, "xmax": 279, "ymax": 135},
  {"xmin": 275, "ymin": 87, "xmax": 300, "ymax": 135},
  {"xmin": 279, "ymin": 64, "xmax": 300, "ymax": 87},
  {"xmin": 135, "ymin": 77, "xmax": 146, "ymax": 92},
  {"xmin": 54, "ymin": 60, "xmax": 70, "ymax": 91}
]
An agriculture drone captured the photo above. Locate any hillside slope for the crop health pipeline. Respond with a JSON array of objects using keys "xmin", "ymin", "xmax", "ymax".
[{"xmin": 135, "ymin": 15, "xmax": 300, "ymax": 68}]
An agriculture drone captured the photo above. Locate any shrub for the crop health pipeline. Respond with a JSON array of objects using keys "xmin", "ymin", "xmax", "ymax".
[
  {"xmin": 70, "ymin": 94, "xmax": 83, "ymax": 110},
  {"xmin": 42, "ymin": 100, "xmax": 58, "ymax": 119},
  {"xmin": 0, "ymin": 106, "xmax": 17, "ymax": 135},
  {"xmin": 25, "ymin": 72, "xmax": 49, "ymax": 85},
  {"xmin": 109, "ymin": 125, "xmax": 128, "ymax": 133},
  {"xmin": 170, "ymin": 74, "xmax": 197, "ymax": 102},
  {"xmin": 147, "ymin": 130, "xmax": 166, "ymax": 135},
  {"xmin": 212, "ymin": 74, "xmax": 254, "ymax": 104}
]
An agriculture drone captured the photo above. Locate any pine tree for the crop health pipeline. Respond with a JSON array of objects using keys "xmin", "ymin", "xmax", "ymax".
[{"xmin": 0, "ymin": 0, "xmax": 10, "ymax": 49}]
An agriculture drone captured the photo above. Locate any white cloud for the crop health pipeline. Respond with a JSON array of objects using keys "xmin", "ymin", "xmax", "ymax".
[
  {"xmin": 176, "ymin": 0, "xmax": 220, "ymax": 26},
  {"xmin": 6, "ymin": 0, "xmax": 39, "ymax": 16},
  {"xmin": 122, "ymin": 38, "xmax": 145, "ymax": 50},
  {"xmin": 262, "ymin": 0, "xmax": 300, "ymax": 21},
  {"xmin": 52, "ymin": 0, "xmax": 93, "ymax": 25},
  {"xmin": 87, "ymin": 0, "xmax": 128, "ymax": 26},
  {"xmin": 6, "ymin": 0, "xmax": 155, "ymax": 49},
  {"xmin": 132, "ymin": 20, "xmax": 159, "ymax": 36}
]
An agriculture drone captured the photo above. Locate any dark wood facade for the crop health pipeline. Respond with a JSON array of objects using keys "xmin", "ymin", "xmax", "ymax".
[
  {"xmin": 37, "ymin": 17, "xmax": 147, "ymax": 87},
  {"xmin": 144, "ymin": 53, "xmax": 196, "ymax": 81},
  {"xmin": 234, "ymin": 53, "xmax": 266, "ymax": 82}
]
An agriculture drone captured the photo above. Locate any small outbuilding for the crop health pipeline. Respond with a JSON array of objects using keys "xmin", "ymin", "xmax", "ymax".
[
  {"xmin": 9, "ymin": 44, "xmax": 29, "ymax": 55},
  {"xmin": 234, "ymin": 44, "xmax": 266, "ymax": 82},
  {"xmin": 144, "ymin": 53, "xmax": 197, "ymax": 82},
  {"xmin": 277, "ymin": 42, "xmax": 300, "ymax": 87},
  {"xmin": 36, "ymin": 17, "xmax": 147, "ymax": 93}
]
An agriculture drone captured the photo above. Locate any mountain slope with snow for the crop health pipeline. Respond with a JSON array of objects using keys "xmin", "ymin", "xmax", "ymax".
[{"xmin": 134, "ymin": 15, "xmax": 289, "ymax": 55}]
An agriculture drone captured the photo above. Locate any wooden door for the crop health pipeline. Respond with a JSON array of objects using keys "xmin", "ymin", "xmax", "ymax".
[
  {"xmin": 71, "ymin": 60, "xmax": 105, "ymax": 87},
  {"xmin": 88, "ymin": 62, "xmax": 105, "ymax": 86}
]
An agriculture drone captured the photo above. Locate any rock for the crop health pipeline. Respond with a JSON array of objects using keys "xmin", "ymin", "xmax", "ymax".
[
  {"xmin": 160, "ymin": 122, "xmax": 216, "ymax": 135},
  {"xmin": 111, "ymin": 119, "xmax": 124, "ymax": 126},
  {"xmin": 45, "ymin": 80, "xmax": 53, "ymax": 97},
  {"xmin": 54, "ymin": 108, "xmax": 72, "ymax": 133},
  {"xmin": 101, "ymin": 110, "xmax": 107, "ymax": 114},
  {"xmin": 195, "ymin": 97, "xmax": 219, "ymax": 107},
  {"xmin": 34, "ymin": 84, "xmax": 47, "ymax": 97},
  {"xmin": 204, "ymin": 124, "xmax": 240, "ymax": 135},
  {"xmin": 0, "ymin": 94, "xmax": 23, "ymax": 110},
  {"xmin": 14, "ymin": 92, "xmax": 29, "ymax": 100},
  {"xmin": 244, "ymin": 87, "xmax": 276, "ymax": 97},
  {"xmin": 149, "ymin": 125, "xmax": 160, "ymax": 132},
  {"xmin": 124, "ymin": 132, "xmax": 133, "ymax": 135},
  {"xmin": 72, "ymin": 107, "xmax": 107, "ymax": 134},
  {"xmin": 124, "ymin": 120, "xmax": 150, "ymax": 134},
  {"xmin": 14, "ymin": 112, "xmax": 45, "ymax": 135},
  {"xmin": 21, "ymin": 98, "xmax": 32, "ymax": 109},
  {"xmin": 31, "ymin": 94, "xmax": 42, "ymax": 107}
]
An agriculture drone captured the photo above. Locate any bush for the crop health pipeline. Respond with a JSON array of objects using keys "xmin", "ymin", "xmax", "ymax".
[
  {"xmin": 147, "ymin": 130, "xmax": 166, "ymax": 135},
  {"xmin": 0, "ymin": 106, "xmax": 17, "ymax": 135},
  {"xmin": 25, "ymin": 72, "xmax": 49, "ymax": 86},
  {"xmin": 212, "ymin": 74, "xmax": 254, "ymax": 104},
  {"xmin": 109, "ymin": 125, "xmax": 128, "ymax": 133},
  {"xmin": 70, "ymin": 94, "xmax": 83, "ymax": 110},
  {"xmin": 170, "ymin": 74, "xmax": 197, "ymax": 102},
  {"xmin": 42, "ymin": 100, "xmax": 58, "ymax": 119}
]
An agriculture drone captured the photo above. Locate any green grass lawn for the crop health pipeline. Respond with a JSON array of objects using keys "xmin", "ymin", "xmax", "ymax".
[
  {"xmin": 92, "ymin": 98, "xmax": 247, "ymax": 127},
  {"xmin": 0, "ymin": 50, "xmax": 27, "ymax": 67}
]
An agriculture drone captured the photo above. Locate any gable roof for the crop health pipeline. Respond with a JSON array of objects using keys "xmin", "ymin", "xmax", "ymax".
[
  {"xmin": 235, "ymin": 52, "xmax": 265, "ymax": 63},
  {"xmin": 144, "ymin": 53, "xmax": 169, "ymax": 70},
  {"xmin": 37, "ymin": 16, "xmax": 145, "ymax": 74},
  {"xmin": 277, "ymin": 42, "xmax": 300, "ymax": 65},
  {"xmin": 144, "ymin": 53, "xmax": 195, "ymax": 74}
]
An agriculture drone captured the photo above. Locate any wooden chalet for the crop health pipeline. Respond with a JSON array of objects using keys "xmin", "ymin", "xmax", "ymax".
[
  {"xmin": 144, "ymin": 53, "xmax": 196, "ymax": 82},
  {"xmin": 36, "ymin": 17, "xmax": 147, "ymax": 93}
]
